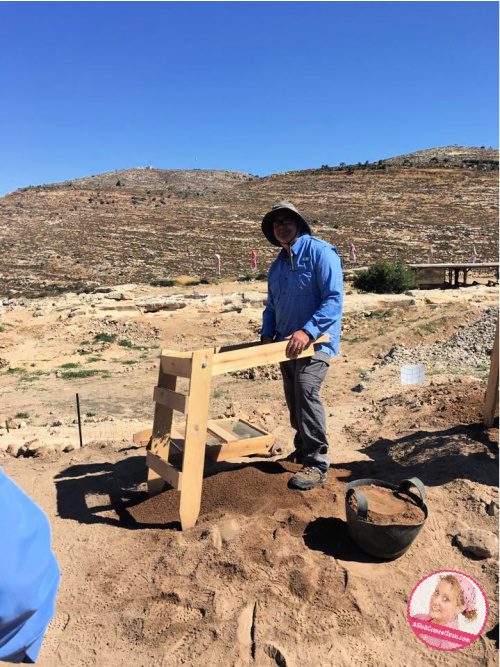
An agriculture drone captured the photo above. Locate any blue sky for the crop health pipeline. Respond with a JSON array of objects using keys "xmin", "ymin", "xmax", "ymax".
[{"xmin": 0, "ymin": 1, "xmax": 498, "ymax": 194}]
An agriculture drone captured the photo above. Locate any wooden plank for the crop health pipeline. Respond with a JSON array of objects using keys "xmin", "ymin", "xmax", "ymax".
[
  {"xmin": 146, "ymin": 451, "xmax": 182, "ymax": 490},
  {"xmin": 133, "ymin": 428, "xmax": 152, "ymax": 446},
  {"xmin": 148, "ymin": 366, "xmax": 177, "ymax": 496},
  {"xmin": 170, "ymin": 425, "xmax": 185, "ymax": 440},
  {"xmin": 160, "ymin": 350, "xmax": 193, "ymax": 378},
  {"xmin": 211, "ymin": 334, "xmax": 329, "ymax": 376},
  {"xmin": 206, "ymin": 420, "xmax": 238, "ymax": 442},
  {"xmin": 484, "ymin": 316, "xmax": 499, "ymax": 427},
  {"xmin": 214, "ymin": 341, "xmax": 262, "ymax": 354},
  {"xmin": 179, "ymin": 348, "xmax": 213, "ymax": 530},
  {"xmin": 207, "ymin": 434, "xmax": 275, "ymax": 462},
  {"xmin": 153, "ymin": 386, "xmax": 188, "ymax": 413}
]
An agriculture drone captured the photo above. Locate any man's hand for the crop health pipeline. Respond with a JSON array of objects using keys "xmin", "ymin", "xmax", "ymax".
[{"xmin": 285, "ymin": 330, "xmax": 312, "ymax": 358}]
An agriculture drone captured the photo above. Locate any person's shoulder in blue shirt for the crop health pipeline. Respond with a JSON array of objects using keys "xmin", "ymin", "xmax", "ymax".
[{"xmin": 0, "ymin": 469, "xmax": 60, "ymax": 663}]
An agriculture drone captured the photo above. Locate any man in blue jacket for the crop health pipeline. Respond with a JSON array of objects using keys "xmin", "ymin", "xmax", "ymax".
[{"xmin": 261, "ymin": 202, "xmax": 343, "ymax": 490}]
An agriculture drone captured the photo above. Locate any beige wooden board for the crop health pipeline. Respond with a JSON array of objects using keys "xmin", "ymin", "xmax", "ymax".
[
  {"xmin": 483, "ymin": 316, "xmax": 499, "ymax": 428},
  {"xmin": 133, "ymin": 428, "xmax": 152, "ymax": 446},
  {"xmin": 160, "ymin": 350, "xmax": 193, "ymax": 378},
  {"xmin": 179, "ymin": 348, "xmax": 213, "ymax": 530},
  {"xmin": 206, "ymin": 420, "xmax": 239, "ymax": 442},
  {"xmin": 170, "ymin": 425, "xmax": 186, "ymax": 440},
  {"xmin": 153, "ymin": 386, "xmax": 188, "ymax": 414},
  {"xmin": 207, "ymin": 434, "xmax": 274, "ymax": 462},
  {"xmin": 211, "ymin": 334, "xmax": 329, "ymax": 376},
  {"xmin": 146, "ymin": 451, "xmax": 182, "ymax": 490},
  {"xmin": 148, "ymin": 370, "xmax": 177, "ymax": 495}
]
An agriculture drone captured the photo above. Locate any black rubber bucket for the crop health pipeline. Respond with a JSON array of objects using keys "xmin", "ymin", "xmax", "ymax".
[{"xmin": 345, "ymin": 477, "xmax": 428, "ymax": 560}]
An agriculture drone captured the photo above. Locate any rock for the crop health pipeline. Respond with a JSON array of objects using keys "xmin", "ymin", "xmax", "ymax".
[
  {"xmin": 35, "ymin": 446, "xmax": 56, "ymax": 458},
  {"xmin": 241, "ymin": 291, "xmax": 267, "ymax": 305},
  {"xmin": 104, "ymin": 292, "xmax": 126, "ymax": 301},
  {"xmin": 209, "ymin": 526, "xmax": 223, "ymax": 550},
  {"xmin": 93, "ymin": 286, "xmax": 114, "ymax": 293},
  {"xmin": 63, "ymin": 443, "xmax": 76, "ymax": 453},
  {"xmin": 6, "ymin": 418, "xmax": 27, "ymax": 429},
  {"xmin": 218, "ymin": 518, "xmax": 240, "ymax": 543},
  {"xmin": 6, "ymin": 443, "xmax": 23, "ymax": 457},
  {"xmin": 135, "ymin": 296, "xmax": 187, "ymax": 313},
  {"xmin": 224, "ymin": 402, "xmax": 240, "ymax": 418},
  {"xmin": 351, "ymin": 383, "xmax": 366, "ymax": 393},
  {"xmin": 486, "ymin": 500, "xmax": 498, "ymax": 517},
  {"xmin": 454, "ymin": 529, "xmax": 497, "ymax": 559},
  {"xmin": 25, "ymin": 439, "xmax": 41, "ymax": 452},
  {"xmin": 51, "ymin": 419, "xmax": 63, "ymax": 427}
]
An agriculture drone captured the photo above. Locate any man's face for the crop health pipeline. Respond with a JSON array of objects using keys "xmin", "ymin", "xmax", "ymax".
[{"xmin": 272, "ymin": 213, "xmax": 299, "ymax": 246}]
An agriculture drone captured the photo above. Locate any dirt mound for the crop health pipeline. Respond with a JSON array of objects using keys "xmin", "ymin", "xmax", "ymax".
[{"xmin": 125, "ymin": 461, "xmax": 339, "ymax": 526}]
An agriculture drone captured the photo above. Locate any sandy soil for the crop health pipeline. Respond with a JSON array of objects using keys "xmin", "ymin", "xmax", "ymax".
[{"xmin": 0, "ymin": 280, "xmax": 498, "ymax": 666}]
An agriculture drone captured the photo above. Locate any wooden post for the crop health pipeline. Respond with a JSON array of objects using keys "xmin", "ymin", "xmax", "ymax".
[
  {"xmin": 148, "ymin": 364, "xmax": 178, "ymax": 495},
  {"xmin": 483, "ymin": 316, "xmax": 499, "ymax": 427},
  {"xmin": 179, "ymin": 348, "xmax": 213, "ymax": 530}
]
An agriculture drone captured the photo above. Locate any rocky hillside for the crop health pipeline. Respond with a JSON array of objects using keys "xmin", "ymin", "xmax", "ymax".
[
  {"xmin": 49, "ymin": 168, "xmax": 254, "ymax": 197},
  {"xmin": 0, "ymin": 146, "xmax": 497, "ymax": 298},
  {"xmin": 381, "ymin": 145, "xmax": 498, "ymax": 169}
]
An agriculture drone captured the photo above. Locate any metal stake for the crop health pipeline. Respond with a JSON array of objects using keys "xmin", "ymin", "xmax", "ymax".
[{"xmin": 76, "ymin": 393, "xmax": 83, "ymax": 448}]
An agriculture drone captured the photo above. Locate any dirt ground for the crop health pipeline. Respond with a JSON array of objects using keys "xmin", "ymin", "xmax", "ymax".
[{"xmin": 0, "ymin": 280, "xmax": 498, "ymax": 666}]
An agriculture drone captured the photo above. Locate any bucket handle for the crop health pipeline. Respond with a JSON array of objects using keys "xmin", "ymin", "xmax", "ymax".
[
  {"xmin": 346, "ymin": 488, "xmax": 368, "ymax": 519},
  {"xmin": 398, "ymin": 477, "xmax": 426, "ymax": 503}
]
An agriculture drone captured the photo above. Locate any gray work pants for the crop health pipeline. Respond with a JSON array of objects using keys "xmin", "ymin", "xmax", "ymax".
[{"xmin": 279, "ymin": 355, "xmax": 330, "ymax": 472}]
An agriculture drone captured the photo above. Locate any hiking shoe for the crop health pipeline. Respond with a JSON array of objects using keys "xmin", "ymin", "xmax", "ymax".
[{"xmin": 288, "ymin": 466, "xmax": 327, "ymax": 490}]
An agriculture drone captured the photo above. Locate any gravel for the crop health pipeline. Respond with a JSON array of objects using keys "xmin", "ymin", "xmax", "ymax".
[{"xmin": 378, "ymin": 307, "xmax": 497, "ymax": 373}]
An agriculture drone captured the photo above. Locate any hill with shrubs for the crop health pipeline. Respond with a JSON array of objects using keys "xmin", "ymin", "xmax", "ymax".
[{"xmin": 0, "ymin": 146, "xmax": 497, "ymax": 297}]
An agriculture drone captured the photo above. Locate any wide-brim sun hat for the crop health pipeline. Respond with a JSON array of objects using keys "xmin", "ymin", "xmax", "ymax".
[{"xmin": 261, "ymin": 201, "xmax": 312, "ymax": 246}]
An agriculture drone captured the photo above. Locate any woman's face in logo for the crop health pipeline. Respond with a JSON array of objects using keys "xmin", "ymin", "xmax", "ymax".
[{"xmin": 428, "ymin": 580, "xmax": 465, "ymax": 625}]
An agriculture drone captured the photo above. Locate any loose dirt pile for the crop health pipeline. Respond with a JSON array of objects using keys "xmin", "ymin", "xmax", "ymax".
[{"xmin": 126, "ymin": 462, "xmax": 335, "ymax": 527}]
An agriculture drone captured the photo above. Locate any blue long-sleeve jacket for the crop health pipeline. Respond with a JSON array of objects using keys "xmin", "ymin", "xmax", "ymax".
[
  {"xmin": 0, "ymin": 469, "xmax": 60, "ymax": 663},
  {"xmin": 261, "ymin": 234, "xmax": 343, "ymax": 356}
]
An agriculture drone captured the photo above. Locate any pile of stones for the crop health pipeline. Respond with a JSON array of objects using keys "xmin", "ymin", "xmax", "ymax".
[{"xmin": 378, "ymin": 308, "xmax": 497, "ymax": 373}]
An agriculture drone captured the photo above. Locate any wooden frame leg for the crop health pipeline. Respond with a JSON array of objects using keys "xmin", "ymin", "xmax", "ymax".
[
  {"xmin": 148, "ymin": 367, "xmax": 177, "ymax": 496},
  {"xmin": 179, "ymin": 349, "xmax": 213, "ymax": 530}
]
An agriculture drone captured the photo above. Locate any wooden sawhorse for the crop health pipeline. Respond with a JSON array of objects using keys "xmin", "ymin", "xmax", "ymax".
[{"xmin": 136, "ymin": 335, "xmax": 328, "ymax": 530}]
